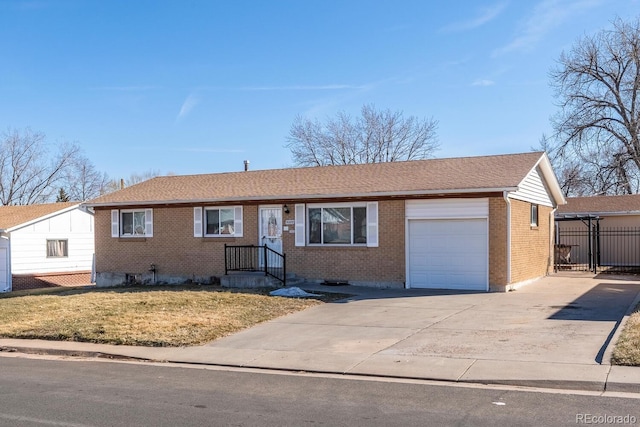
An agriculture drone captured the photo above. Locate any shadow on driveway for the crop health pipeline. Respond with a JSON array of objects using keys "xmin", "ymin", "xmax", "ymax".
[{"xmin": 548, "ymin": 282, "xmax": 640, "ymax": 363}]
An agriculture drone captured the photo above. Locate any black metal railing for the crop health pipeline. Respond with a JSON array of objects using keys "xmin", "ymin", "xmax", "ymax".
[
  {"xmin": 555, "ymin": 226, "xmax": 640, "ymax": 273},
  {"xmin": 224, "ymin": 244, "xmax": 286, "ymax": 286}
]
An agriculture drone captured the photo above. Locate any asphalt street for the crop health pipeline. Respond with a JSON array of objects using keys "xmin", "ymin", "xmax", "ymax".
[{"xmin": 0, "ymin": 355, "xmax": 638, "ymax": 427}]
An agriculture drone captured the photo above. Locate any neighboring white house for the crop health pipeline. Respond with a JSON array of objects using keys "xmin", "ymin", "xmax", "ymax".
[{"xmin": 0, "ymin": 202, "xmax": 95, "ymax": 292}]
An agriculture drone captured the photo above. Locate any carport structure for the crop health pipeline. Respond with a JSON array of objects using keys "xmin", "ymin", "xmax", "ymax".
[{"xmin": 556, "ymin": 195, "xmax": 640, "ymax": 273}]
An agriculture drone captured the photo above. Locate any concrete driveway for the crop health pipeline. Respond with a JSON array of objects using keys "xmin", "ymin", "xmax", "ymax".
[
  {"xmin": 200, "ymin": 273, "xmax": 640, "ymax": 390},
  {"xmin": 3, "ymin": 273, "xmax": 640, "ymax": 391}
]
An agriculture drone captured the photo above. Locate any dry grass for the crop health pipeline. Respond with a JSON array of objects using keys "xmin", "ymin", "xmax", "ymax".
[
  {"xmin": 0, "ymin": 285, "xmax": 336, "ymax": 347},
  {"xmin": 612, "ymin": 302, "xmax": 640, "ymax": 366}
]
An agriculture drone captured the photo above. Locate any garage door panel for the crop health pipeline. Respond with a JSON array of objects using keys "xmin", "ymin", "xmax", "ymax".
[{"xmin": 408, "ymin": 219, "xmax": 487, "ymax": 291}]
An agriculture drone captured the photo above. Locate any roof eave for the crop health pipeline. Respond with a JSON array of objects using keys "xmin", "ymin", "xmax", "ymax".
[
  {"xmin": 83, "ymin": 187, "xmax": 520, "ymax": 208},
  {"xmin": 557, "ymin": 210, "xmax": 640, "ymax": 217}
]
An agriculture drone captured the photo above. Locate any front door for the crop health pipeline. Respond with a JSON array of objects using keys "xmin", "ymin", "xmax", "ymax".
[{"xmin": 259, "ymin": 205, "xmax": 283, "ymax": 267}]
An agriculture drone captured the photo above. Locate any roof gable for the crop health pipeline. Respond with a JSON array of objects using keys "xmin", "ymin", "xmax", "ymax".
[
  {"xmin": 510, "ymin": 153, "xmax": 565, "ymax": 207},
  {"xmin": 0, "ymin": 202, "xmax": 80, "ymax": 231},
  {"xmin": 85, "ymin": 152, "xmax": 563, "ymax": 207}
]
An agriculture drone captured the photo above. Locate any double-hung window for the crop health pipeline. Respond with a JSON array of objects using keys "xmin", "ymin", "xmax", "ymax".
[
  {"xmin": 302, "ymin": 202, "xmax": 377, "ymax": 246},
  {"xmin": 111, "ymin": 209, "xmax": 153, "ymax": 237}
]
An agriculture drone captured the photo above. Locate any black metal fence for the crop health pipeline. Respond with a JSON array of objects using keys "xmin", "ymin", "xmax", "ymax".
[
  {"xmin": 224, "ymin": 244, "xmax": 286, "ymax": 286},
  {"xmin": 555, "ymin": 226, "xmax": 640, "ymax": 272}
]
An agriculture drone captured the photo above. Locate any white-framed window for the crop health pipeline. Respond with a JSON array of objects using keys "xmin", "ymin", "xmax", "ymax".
[
  {"xmin": 302, "ymin": 202, "xmax": 378, "ymax": 246},
  {"xmin": 193, "ymin": 206, "xmax": 243, "ymax": 237},
  {"xmin": 530, "ymin": 204, "xmax": 539, "ymax": 227},
  {"xmin": 111, "ymin": 209, "xmax": 153, "ymax": 237},
  {"xmin": 46, "ymin": 239, "xmax": 68, "ymax": 258}
]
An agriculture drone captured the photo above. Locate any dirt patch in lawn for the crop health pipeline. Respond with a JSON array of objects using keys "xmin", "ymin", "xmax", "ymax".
[
  {"xmin": 611, "ymin": 302, "xmax": 640, "ymax": 366},
  {"xmin": 0, "ymin": 285, "xmax": 348, "ymax": 347}
]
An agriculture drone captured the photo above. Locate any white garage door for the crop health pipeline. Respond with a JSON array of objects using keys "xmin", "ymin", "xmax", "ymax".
[{"xmin": 408, "ymin": 219, "xmax": 488, "ymax": 290}]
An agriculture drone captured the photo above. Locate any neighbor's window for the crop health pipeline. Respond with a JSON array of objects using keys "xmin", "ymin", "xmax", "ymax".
[
  {"xmin": 530, "ymin": 204, "xmax": 539, "ymax": 227},
  {"xmin": 121, "ymin": 209, "xmax": 147, "ymax": 236},
  {"xmin": 308, "ymin": 204, "xmax": 367, "ymax": 245},
  {"xmin": 205, "ymin": 208, "xmax": 236, "ymax": 236},
  {"xmin": 46, "ymin": 239, "xmax": 68, "ymax": 258}
]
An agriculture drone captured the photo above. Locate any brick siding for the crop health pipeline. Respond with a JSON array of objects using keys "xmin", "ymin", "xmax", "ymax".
[
  {"xmin": 488, "ymin": 197, "xmax": 508, "ymax": 289},
  {"xmin": 284, "ymin": 200, "xmax": 405, "ymax": 284},
  {"xmin": 510, "ymin": 199, "xmax": 553, "ymax": 283},
  {"xmin": 94, "ymin": 197, "xmax": 554, "ymax": 290},
  {"xmin": 95, "ymin": 202, "xmax": 404, "ymax": 286},
  {"xmin": 11, "ymin": 271, "xmax": 93, "ymax": 291},
  {"xmin": 95, "ymin": 206, "xmax": 258, "ymax": 281}
]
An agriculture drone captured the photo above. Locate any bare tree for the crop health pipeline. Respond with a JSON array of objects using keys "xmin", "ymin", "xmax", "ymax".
[
  {"xmin": 541, "ymin": 134, "xmax": 640, "ymax": 196},
  {"xmin": 548, "ymin": 17, "xmax": 640, "ymax": 195},
  {"xmin": 102, "ymin": 170, "xmax": 163, "ymax": 194},
  {"xmin": 63, "ymin": 154, "xmax": 111, "ymax": 201},
  {"xmin": 0, "ymin": 128, "xmax": 80, "ymax": 205},
  {"xmin": 286, "ymin": 104, "xmax": 439, "ymax": 166}
]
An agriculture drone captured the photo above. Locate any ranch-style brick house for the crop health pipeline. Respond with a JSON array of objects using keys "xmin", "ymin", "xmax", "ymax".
[{"xmin": 84, "ymin": 151, "xmax": 565, "ymax": 292}]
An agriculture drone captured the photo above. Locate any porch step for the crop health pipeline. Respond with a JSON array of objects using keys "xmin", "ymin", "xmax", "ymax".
[
  {"xmin": 220, "ymin": 272, "xmax": 304, "ymax": 289},
  {"xmin": 221, "ymin": 272, "xmax": 280, "ymax": 289}
]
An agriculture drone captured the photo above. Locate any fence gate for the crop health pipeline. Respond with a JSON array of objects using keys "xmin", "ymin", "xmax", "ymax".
[{"xmin": 555, "ymin": 220, "xmax": 640, "ymax": 272}]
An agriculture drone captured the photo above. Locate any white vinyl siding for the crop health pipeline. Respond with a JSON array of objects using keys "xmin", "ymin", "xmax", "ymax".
[
  {"xmin": 510, "ymin": 167, "xmax": 554, "ymax": 207},
  {"xmin": 9, "ymin": 208, "xmax": 94, "ymax": 275}
]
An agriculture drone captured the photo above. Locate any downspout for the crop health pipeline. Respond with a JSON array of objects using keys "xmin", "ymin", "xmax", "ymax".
[
  {"xmin": 550, "ymin": 207, "xmax": 557, "ymax": 274},
  {"xmin": 503, "ymin": 191, "xmax": 511, "ymax": 288}
]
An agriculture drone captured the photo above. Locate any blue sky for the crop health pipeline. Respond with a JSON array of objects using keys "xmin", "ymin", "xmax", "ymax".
[{"xmin": 1, "ymin": 0, "xmax": 639, "ymax": 179}]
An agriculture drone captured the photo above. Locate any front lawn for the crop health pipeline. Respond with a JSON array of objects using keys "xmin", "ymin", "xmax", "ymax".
[
  {"xmin": 0, "ymin": 285, "xmax": 335, "ymax": 347},
  {"xmin": 612, "ymin": 302, "xmax": 640, "ymax": 366}
]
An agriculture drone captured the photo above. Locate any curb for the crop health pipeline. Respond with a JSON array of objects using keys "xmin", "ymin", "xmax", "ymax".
[
  {"xmin": 0, "ymin": 345, "xmax": 149, "ymax": 362},
  {"xmin": 0, "ymin": 345, "xmax": 622, "ymax": 393},
  {"xmin": 602, "ymin": 288, "xmax": 640, "ymax": 366}
]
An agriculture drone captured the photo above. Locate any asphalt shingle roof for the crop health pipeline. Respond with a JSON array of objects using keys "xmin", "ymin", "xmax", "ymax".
[
  {"xmin": 557, "ymin": 195, "xmax": 640, "ymax": 215},
  {"xmin": 87, "ymin": 152, "xmax": 547, "ymax": 206},
  {"xmin": 0, "ymin": 202, "xmax": 78, "ymax": 230}
]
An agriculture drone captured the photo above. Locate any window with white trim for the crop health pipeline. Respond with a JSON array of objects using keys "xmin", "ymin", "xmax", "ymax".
[
  {"xmin": 122, "ymin": 210, "xmax": 147, "ymax": 236},
  {"xmin": 206, "ymin": 207, "xmax": 235, "ymax": 236},
  {"xmin": 530, "ymin": 204, "xmax": 539, "ymax": 227},
  {"xmin": 111, "ymin": 208, "xmax": 153, "ymax": 237},
  {"xmin": 194, "ymin": 206, "xmax": 243, "ymax": 237},
  {"xmin": 46, "ymin": 239, "xmax": 68, "ymax": 258},
  {"xmin": 308, "ymin": 204, "xmax": 368, "ymax": 245}
]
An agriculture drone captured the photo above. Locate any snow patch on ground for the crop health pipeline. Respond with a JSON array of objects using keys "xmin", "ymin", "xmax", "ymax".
[{"xmin": 269, "ymin": 287, "xmax": 321, "ymax": 298}]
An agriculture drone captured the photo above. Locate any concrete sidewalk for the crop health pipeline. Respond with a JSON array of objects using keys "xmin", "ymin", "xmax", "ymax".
[{"xmin": 2, "ymin": 274, "xmax": 640, "ymax": 393}]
